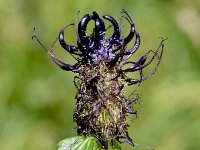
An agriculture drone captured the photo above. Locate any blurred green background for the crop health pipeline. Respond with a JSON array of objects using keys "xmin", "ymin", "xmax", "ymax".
[{"xmin": 1, "ymin": 0, "xmax": 200, "ymax": 150}]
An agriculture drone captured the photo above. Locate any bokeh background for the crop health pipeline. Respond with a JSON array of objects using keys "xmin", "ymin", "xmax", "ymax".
[{"xmin": 1, "ymin": 0, "xmax": 200, "ymax": 150}]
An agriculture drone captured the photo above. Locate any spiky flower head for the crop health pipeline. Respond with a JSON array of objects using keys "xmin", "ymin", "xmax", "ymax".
[{"xmin": 33, "ymin": 10, "xmax": 166, "ymax": 149}]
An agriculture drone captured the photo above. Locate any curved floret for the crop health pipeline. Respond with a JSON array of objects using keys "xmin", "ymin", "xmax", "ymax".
[{"xmin": 32, "ymin": 10, "xmax": 166, "ymax": 149}]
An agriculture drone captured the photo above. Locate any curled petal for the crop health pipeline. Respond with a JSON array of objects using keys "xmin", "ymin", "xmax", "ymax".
[
  {"xmin": 78, "ymin": 14, "xmax": 93, "ymax": 47},
  {"xmin": 103, "ymin": 15, "xmax": 120, "ymax": 41},
  {"xmin": 59, "ymin": 23, "xmax": 81, "ymax": 55},
  {"xmin": 32, "ymin": 30, "xmax": 79, "ymax": 72},
  {"xmin": 122, "ymin": 31, "xmax": 140, "ymax": 61},
  {"xmin": 121, "ymin": 9, "xmax": 135, "ymax": 47},
  {"xmin": 92, "ymin": 11, "xmax": 106, "ymax": 46}
]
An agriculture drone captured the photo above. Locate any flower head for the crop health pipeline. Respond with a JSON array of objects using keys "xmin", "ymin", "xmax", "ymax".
[{"xmin": 33, "ymin": 10, "xmax": 166, "ymax": 149}]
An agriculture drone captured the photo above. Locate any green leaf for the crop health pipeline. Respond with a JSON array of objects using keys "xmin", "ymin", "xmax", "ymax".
[
  {"xmin": 57, "ymin": 136, "xmax": 103, "ymax": 150},
  {"xmin": 57, "ymin": 136, "xmax": 122, "ymax": 150}
]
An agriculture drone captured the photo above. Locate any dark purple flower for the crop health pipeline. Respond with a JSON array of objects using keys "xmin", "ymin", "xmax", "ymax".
[{"xmin": 33, "ymin": 10, "xmax": 166, "ymax": 149}]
